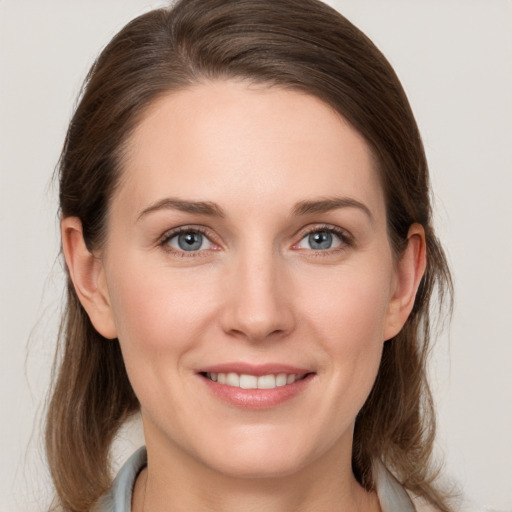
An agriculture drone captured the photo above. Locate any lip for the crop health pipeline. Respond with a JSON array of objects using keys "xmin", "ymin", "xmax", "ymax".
[
  {"xmin": 196, "ymin": 362, "xmax": 315, "ymax": 410},
  {"xmin": 197, "ymin": 362, "xmax": 312, "ymax": 376}
]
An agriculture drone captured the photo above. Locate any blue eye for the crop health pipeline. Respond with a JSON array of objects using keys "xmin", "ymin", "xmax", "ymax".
[
  {"xmin": 166, "ymin": 230, "xmax": 213, "ymax": 252},
  {"xmin": 297, "ymin": 229, "xmax": 343, "ymax": 251}
]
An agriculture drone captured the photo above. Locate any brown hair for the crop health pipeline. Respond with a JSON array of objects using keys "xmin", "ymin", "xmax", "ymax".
[{"xmin": 46, "ymin": 0, "xmax": 453, "ymax": 510}]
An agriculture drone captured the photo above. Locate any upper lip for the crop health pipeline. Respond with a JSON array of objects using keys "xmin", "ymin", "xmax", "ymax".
[{"xmin": 196, "ymin": 362, "xmax": 313, "ymax": 376}]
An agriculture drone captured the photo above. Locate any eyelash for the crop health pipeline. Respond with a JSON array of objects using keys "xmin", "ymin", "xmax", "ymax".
[
  {"xmin": 158, "ymin": 224, "xmax": 353, "ymax": 257},
  {"xmin": 159, "ymin": 226, "xmax": 215, "ymax": 258},
  {"xmin": 294, "ymin": 224, "xmax": 353, "ymax": 255}
]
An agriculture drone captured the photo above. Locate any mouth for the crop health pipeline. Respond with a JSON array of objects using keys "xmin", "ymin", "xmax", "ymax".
[
  {"xmin": 197, "ymin": 365, "xmax": 315, "ymax": 409},
  {"xmin": 200, "ymin": 372, "xmax": 309, "ymax": 390}
]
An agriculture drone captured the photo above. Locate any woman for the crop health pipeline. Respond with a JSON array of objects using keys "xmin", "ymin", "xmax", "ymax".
[{"xmin": 46, "ymin": 0, "xmax": 454, "ymax": 510}]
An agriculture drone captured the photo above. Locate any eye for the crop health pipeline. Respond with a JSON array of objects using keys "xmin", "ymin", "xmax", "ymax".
[
  {"xmin": 164, "ymin": 229, "xmax": 214, "ymax": 252},
  {"xmin": 295, "ymin": 228, "xmax": 346, "ymax": 251}
]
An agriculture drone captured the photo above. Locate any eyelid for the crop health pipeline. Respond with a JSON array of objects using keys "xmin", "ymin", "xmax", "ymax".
[
  {"xmin": 157, "ymin": 223, "xmax": 353, "ymax": 256},
  {"xmin": 159, "ymin": 225, "xmax": 220, "ymax": 255},
  {"xmin": 291, "ymin": 224, "xmax": 354, "ymax": 251}
]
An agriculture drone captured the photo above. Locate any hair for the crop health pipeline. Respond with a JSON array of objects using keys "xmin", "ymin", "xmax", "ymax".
[{"xmin": 46, "ymin": 0, "xmax": 453, "ymax": 510}]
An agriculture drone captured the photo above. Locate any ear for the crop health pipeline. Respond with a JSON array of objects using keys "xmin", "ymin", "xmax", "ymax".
[
  {"xmin": 61, "ymin": 217, "xmax": 117, "ymax": 339},
  {"xmin": 383, "ymin": 223, "xmax": 427, "ymax": 341}
]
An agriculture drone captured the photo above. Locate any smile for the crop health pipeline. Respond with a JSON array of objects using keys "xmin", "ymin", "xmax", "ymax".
[
  {"xmin": 204, "ymin": 372, "xmax": 307, "ymax": 389},
  {"xmin": 198, "ymin": 364, "xmax": 315, "ymax": 409}
]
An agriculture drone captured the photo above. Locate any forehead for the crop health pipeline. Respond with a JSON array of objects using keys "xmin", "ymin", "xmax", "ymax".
[{"xmin": 116, "ymin": 80, "xmax": 385, "ymax": 221}]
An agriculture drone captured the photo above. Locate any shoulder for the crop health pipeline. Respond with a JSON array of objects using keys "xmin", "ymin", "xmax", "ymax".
[{"xmin": 93, "ymin": 447, "xmax": 147, "ymax": 512}]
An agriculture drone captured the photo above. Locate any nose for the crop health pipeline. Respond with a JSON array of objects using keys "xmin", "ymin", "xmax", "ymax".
[{"xmin": 220, "ymin": 248, "xmax": 295, "ymax": 343}]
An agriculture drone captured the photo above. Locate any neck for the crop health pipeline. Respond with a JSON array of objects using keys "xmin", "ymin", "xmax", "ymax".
[{"xmin": 133, "ymin": 431, "xmax": 380, "ymax": 512}]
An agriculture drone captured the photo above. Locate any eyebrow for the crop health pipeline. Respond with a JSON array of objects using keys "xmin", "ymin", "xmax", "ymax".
[
  {"xmin": 137, "ymin": 195, "xmax": 373, "ymax": 223},
  {"xmin": 137, "ymin": 198, "xmax": 225, "ymax": 221},
  {"xmin": 292, "ymin": 196, "xmax": 374, "ymax": 223}
]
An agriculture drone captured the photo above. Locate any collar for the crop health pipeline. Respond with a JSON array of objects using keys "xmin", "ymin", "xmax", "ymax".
[{"xmin": 98, "ymin": 447, "xmax": 416, "ymax": 512}]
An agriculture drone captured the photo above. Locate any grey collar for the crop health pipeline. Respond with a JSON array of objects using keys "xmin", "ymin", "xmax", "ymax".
[{"xmin": 97, "ymin": 447, "xmax": 416, "ymax": 512}]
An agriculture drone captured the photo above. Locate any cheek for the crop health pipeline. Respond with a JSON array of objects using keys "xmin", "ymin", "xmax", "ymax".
[
  {"xmin": 300, "ymin": 261, "xmax": 393, "ymax": 347},
  {"xmin": 105, "ymin": 262, "xmax": 222, "ymax": 416},
  {"xmin": 106, "ymin": 261, "xmax": 217, "ymax": 356},
  {"xmin": 297, "ymin": 259, "xmax": 393, "ymax": 402}
]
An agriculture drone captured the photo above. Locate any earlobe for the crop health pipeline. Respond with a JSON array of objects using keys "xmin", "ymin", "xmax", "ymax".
[
  {"xmin": 61, "ymin": 217, "xmax": 117, "ymax": 339},
  {"xmin": 383, "ymin": 223, "xmax": 427, "ymax": 341}
]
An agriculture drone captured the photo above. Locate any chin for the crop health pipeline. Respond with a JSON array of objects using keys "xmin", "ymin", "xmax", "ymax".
[
  {"xmin": 195, "ymin": 428, "xmax": 327, "ymax": 480},
  {"xmin": 206, "ymin": 452, "xmax": 307, "ymax": 480}
]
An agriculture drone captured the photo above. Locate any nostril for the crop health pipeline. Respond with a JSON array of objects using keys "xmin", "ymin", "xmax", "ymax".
[{"xmin": 228, "ymin": 327, "xmax": 288, "ymax": 343}]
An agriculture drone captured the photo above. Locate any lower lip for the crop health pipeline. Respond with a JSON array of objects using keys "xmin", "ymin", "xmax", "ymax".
[{"xmin": 199, "ymin": 374, "xmax": 315, "ymax": 410}]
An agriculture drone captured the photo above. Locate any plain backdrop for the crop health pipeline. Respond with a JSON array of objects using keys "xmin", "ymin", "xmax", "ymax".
[{"xmin": 1, "ymin": 1, "xmax": 511, "ymax": 511}]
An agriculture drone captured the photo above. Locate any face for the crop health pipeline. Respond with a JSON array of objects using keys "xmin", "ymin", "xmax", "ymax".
[{"xmin": 94, "ymin": 81, "xmax": 406, "ymax": 479}]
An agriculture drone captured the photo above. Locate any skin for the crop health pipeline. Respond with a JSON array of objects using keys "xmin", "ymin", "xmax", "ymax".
[{"xmin": 62, "ymin": 81, "xmax": 426, "ymax": 512}]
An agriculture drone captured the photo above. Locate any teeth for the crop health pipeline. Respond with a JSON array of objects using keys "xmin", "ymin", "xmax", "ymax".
[
  {"xmin": 240, "ymin": 374, "xmax": 258, "ymax": 389},
  {"xmin": 205, "ymin": 372, "xmax": 304, "ymax": 389},
  {"xmin": 276, "ymin": 373, "xmax": 287, "ymax": 387},
  {"xmin": 226, "ymin": 372, "xmax": 239, "ymax": 387},
  {"xmin": 257, "ymin": 374, "xmax": 275, "ymax": 389}
]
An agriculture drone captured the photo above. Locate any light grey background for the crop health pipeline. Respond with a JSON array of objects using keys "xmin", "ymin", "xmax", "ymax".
[{"xmin": 1, "ymin": 1, "xmax": 511, "ymax": 510}]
